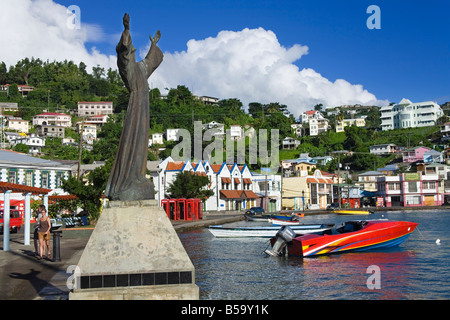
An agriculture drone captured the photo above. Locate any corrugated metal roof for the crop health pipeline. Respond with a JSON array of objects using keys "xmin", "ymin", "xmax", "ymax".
[{"xmin": 0, "ymin": 150, "xmax": 64, "ymax": 166}]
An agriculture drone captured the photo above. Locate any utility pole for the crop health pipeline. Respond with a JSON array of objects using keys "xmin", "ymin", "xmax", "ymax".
[
  {"xmin": 0, "ymin": 106, "xmax": 4, "ymax": 150},
  {"xmin": 77, "ymin": 119, "xmax": 84, "ymax": 181},
  {"xmin": 337, "ymin": 153, "xmax": 341, "ymax": 208}
]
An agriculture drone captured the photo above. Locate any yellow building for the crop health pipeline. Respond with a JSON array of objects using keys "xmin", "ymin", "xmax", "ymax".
[
  {"xmin": 282, "ymin": 169, "xmax": 334, "ymax": 210},
  {"xmin": 293, "ymin": 161, "xmax": 317, "ymax": 176}
]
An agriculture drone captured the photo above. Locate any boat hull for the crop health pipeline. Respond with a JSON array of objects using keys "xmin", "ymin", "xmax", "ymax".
[
  {"xmin": 208, "ymin": 224, "xmax": 334, "ymax": 238},
  {"xmin": 334, "ymin": 209, "xmax": 372, "ymax": 215},
  {"xmin": 287, "ymin": 220, "xmax": 418, "ymax": 257},
  {"xmin": 244, "ymin": 213, "xmax": 271, "ymax": 222},
  {"xmin": 271, "ymin": 218, "xmax": 301, "ymax": 226}
]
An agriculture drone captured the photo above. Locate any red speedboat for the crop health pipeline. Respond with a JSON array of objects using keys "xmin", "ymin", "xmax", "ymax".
[{"xmin": 265, "ymin": 220, "xmax": 418, "ymax": 257}]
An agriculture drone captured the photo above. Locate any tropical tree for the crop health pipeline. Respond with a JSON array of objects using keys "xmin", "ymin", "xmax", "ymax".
[{"xmin": 166, "ymin": 171, "xmax": 214, "ymax": 199}]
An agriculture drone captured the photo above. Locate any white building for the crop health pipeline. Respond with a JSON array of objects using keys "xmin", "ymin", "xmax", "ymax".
[
  {"xmin": 197, "ymin": 96, "xmax": 219, "ymax": 105},
  {"xmin": 202, "ymin": 121, "xmax": 225, "ymax": 136},
  {"xmin": 335, "ymin": 118, "xmax": 366, "ymax": 133},
  {"xmin": 7, "ymin": 117, "xmax": 29, "ymax": 133},
  {"xmin": 369, "ymin": 143, "xmax": 398, "ymax": 155},
  {"xmin": 229, "ymin": 125, "xmax": 243, "ymax": 141},
  {"xmin": 299, "ymin": 110, "xmax": 329, "ymax": 136},
  {"xmin": 291, "ymin": 123, "xmax": 304, "ymax": 137},
  {"xmin": 82, "ymin": 125, "xmax": 97, "ymax": 145},
  {"xmin": 10, "ymin": 134, "xmax": 45, "ymax": 154},
  {"xmin": 0, "ymin": 102, "xmax": 19, "ymax": 113},
  {"xmin": 83, "ymin": 114, "xmax": 109, "ymax": 127},
  {"xmin": 156, "ymin": 157, "xmax": 281, "ymax": 212},
  {"xmin": 0, "ymin": 149, "xmax": 71, "ymax": 204},
  {"xmin": 0, "ymin": 149, "xmax": 70, "ymax": 190},
  {"xmin": 380, "ymin": 98, "xmax": 444, "ymax": 131},
  {"xmin": 282, "ymin": 137, "xmax": 300, "ymax": 150},
  {"xmin": 166, "ymin": 128, "xmax": 183, "ymax": 142},
  {"xmin": 152, "ymin": 133, "xmax": 164, "ymax": 145},
  {"xmin": 32, "ymin": 113, "xmax": 72, "ymax": 127},
  {"xmin": 78, "ymin": 101, "xmax": 113, "ymax": 116}
]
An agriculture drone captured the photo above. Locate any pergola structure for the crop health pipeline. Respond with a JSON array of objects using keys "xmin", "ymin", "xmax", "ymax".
[{"xmin": 0, "ymin": 182, "xmax": 51, "ymax": 252}]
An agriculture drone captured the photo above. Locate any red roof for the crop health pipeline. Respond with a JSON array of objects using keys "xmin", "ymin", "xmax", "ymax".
[
  {"xmin": 35, "ymin": 113, "xmax": 71, "ymax": 117},
  {"xmin": 219, "ymin": 190, "xmax": 259, "ymax": 199},
  {"xmin": 211, "ymin": 164, "xmax": 223, "ymax": 173},
  {"xmin": 307, "ymin": 178, "xmax": 333, "ymax": 184},
  {"xmin": 78, "ymin": 101, "xmax": 112, "ymax": 104},
  {"xmin": 166, "ymin": 162, "xmax": 186, "ymax": 171},
  {"xmin": 0, "ymin": 182, "xmax": 51, "ymax": 195}
]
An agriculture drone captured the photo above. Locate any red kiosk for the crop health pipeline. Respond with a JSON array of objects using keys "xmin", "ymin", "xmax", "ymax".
[{"xmin": 161, "ymin": 198, "xmax": 203, "ymax": 221}]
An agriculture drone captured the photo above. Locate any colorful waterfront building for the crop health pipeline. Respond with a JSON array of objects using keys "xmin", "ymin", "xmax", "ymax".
[
  {"xmin": 156, "ymin": 157, "xmax": 281, "ymax": 212},
  {"xmin": 376, "ymin": 172, "xmax": 443, "ymax": 207}
]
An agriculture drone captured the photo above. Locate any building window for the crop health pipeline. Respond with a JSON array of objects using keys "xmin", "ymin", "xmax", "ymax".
[
  {"xmin": 408, "ymin": 182, "xmax": 418, "ymax": 192},
  {"xmin": 25, "ymin": 171, "xmax": 33, "ymax": 186},
  {"xmin": 8, "ymin": 170, "xmax": 16, "ymax": 184},
  {"xmin": 310, "ymin": 184, "xmax": 317, "ymax": 204},
  {"xmin": 56, "ymin": 172, "xmax": 64, "ymax": 187},
  {"xmin": 41, "ymin": 172, "xmax": 48, "ymax": 188},
  {"xmin": 423, "ymin": 181, "xmax": 436, "ymax": 189}
]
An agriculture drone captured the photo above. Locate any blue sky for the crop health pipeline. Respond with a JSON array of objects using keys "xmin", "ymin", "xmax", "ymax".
[
  {"xmin": 57, "ymin": 0, "xmax": 449, "ymax": 104},
  {"xmin": 1, "ymin": 0, "xmax": 448, "ymax": 113}
]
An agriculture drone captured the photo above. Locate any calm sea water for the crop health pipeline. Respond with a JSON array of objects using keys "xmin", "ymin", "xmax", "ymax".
[{"xmin": 179, "ymin": 210, "xmax": 450, "ymax": 300}]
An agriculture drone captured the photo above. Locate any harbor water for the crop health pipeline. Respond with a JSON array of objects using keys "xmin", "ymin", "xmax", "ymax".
[{"xmin": 179, "ymin": 210, "xmax": 450, "ymax": 300}]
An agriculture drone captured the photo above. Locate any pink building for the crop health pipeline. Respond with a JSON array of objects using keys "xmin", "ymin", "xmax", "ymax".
[
  {"xmin": 402, "ymin": 146, "xmax": 431, "ymax": 163},
  {"xmin": 376, "ymin": 172, "xmax": 443, "ymax": 207}
]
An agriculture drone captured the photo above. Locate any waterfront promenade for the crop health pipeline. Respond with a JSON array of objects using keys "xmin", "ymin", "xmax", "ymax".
[{"xmin": 0, "ymin": 212, "xmax": 244, "ymax": 300}]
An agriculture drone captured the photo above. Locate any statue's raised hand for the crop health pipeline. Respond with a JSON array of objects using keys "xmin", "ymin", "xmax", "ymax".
[
  {"xmin": 150, "ymin": 30, "xmax": 161, "ymax": 45},
  {"xmin": 123, "ymin": 13, "xmax": 130, "ymax": 30}
]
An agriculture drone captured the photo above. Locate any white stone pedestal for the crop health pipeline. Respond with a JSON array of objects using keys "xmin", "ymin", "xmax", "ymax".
[{"xmin": 69, "ymin": 200, "xmax": 199, "ymax": 300}]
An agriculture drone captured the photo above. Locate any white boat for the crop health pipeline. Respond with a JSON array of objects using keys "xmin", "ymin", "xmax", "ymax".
[
  {"xmin": 270, "ymin": 218, "xmax": 302, "ymax": 226},
  {"xmin": 207, "ymin": 224, "xmax": 334, "ymax": 238}
]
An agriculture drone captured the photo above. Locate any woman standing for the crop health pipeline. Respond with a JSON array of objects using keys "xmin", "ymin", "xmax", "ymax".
[{"xmin": 38, "ymin": 208, "xmax": 52, "ymax": 260}]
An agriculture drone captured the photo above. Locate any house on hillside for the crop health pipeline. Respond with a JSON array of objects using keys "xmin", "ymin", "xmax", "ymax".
[
  {"xmin": 402, "ymin": 146, "xmax": 431, "ymax": 163},
  {"xmin": 380, "ymin": 98, "xmax": 443, "ymax": 131},
  {"xmin": 369, "ymin": 143, "xmax": 399, "ymax": 155},
  {"xmin": 32, "ymin": 113, "xmax": 71, "ymax": 127},
  {"xmin": 9, "ymin": 134, "xmax": 45, "ymax": 154},
  {"xmin": 6, "ymin": 117, "xmax": 29, "ymax": 133},
  {"xmin": 78, "ymin": 101, "xmax": 113, "ymax": 116}
]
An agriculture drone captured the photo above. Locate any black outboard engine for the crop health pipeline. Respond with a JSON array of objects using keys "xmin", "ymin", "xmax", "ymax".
[{"xmin": 265, "ymin": 226, "xmax": 297, "ymax": 256}]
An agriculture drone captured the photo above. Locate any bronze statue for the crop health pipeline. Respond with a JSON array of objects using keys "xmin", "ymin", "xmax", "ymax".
[{"xmin": 105, "ymin": 13, "xmax": 163, "ymax": 201}]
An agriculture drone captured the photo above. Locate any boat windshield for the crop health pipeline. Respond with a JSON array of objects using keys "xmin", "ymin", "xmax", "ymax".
[{"xmin": 336, "ymin": 221, "xmax": 368, "ymax": 234}]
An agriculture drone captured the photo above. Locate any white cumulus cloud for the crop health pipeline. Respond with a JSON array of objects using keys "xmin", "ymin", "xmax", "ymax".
[
  {"xmin": 0, "ymin": 0, "xmax": 116, "ymax": 72},
  {"xmin": 1, "ymin": 0, "xmax": 386, "ymax": 115},
  {"xmin": 148, "ymin": 27, "xmax": 387, "ymax": 115}
]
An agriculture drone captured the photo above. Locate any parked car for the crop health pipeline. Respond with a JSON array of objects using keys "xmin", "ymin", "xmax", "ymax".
[
  {"xmin": 245, "ymin": 207, "xmax": 265, "ymax": 215},
  {"xmin": 326, "ymin": 203, "xmax": 340, "ymax": 210},
  {"xmin": 0, "ymin": 210, "xmax": 23, "ymax": 234}
]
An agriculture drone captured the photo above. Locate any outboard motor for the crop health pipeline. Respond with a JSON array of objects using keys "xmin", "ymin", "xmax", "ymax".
[{"xmin": 265, "ymin": 226, "xmax": 297, "ymax": 257}]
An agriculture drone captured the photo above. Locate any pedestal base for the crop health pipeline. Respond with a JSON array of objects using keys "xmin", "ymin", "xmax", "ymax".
[{"xmin": 69, "ymin": 200, "xmax": 199, "ymax": 300}]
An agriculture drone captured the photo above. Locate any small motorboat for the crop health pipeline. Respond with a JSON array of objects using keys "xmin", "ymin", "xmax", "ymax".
[
  {"xmin": 271, "ymin": 217, "xmax": 302, "ymax": 226},
  {"xmin": 334, "ymin": 209, "xmax": 373, "ymax": 215},
  {"xmin": 271, "ymin": 212, "xmax": 304, "ymax": 221},
  {"xmin": 265, "ymin": 219, "xmax": 418, "ymax": 257},
  {"xmin": 208, "ymin": 223, "xmax": 334, "ymax": 238}
]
